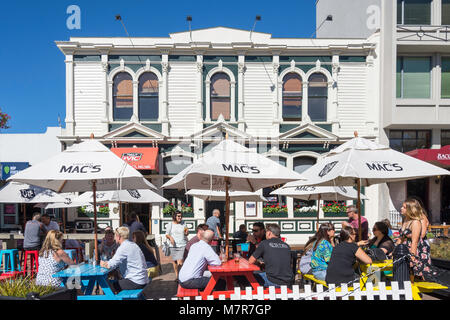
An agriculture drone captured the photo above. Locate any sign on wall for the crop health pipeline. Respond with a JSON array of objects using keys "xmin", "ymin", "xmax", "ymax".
[{"xmin": 1, "ymin": 162, "xmax": 30, "ymax": 180}]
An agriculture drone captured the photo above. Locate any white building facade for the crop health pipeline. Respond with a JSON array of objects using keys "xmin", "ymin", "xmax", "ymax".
[{"xmin": 56, "ymin": 27, "xmax": 382, "ymax": 244}]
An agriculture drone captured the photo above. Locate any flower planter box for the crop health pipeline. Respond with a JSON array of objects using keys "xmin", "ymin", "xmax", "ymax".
[
  {"xmin": 0, "ymin": 288, "xmax": 77, "ymax": 300},
  {"xmin": 294, "ymin": 211, "xmax": 318, "ymax": 218},
  {"xmin": 324, "ymin": 212, "xmax": 347, "ymax": 218},
  {"xmin": 163, "ymin": 212, "xmax": 194, "ymax": 218},
  {"xmin": 431, "ymin": 257, "xmax": 450, "ymax": 270},
  {"xmin": 263, "ymin": 212, "xmax": 288, "ymax": 218},
  {"xmin": 78, "ymin": 212, "xmax": 110, "ymax": 218},
  {"xmin": 430, "ymin": 258, "xmax": 450, "ymax": 298}
]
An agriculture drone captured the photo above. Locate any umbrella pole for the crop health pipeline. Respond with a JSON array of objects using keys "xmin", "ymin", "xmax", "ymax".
[
  {"xmin": 62, "ymin": 208, "xmax": 66, "ymax": 234},
  {"xmin": 225, "ymin": 177, "xmax": 230, "ymax": 260},
  {"xmin": 22, "ymin": 203, "xmax": 26, "ymax": 231},
  {"xmin": 119, "ymin": 201, "xmax": 122, "ymax": 226},
  {"xmin": 92, "ymin": 180, "xmax": 99, "ymax": 262},
  {"xmin": 148, "ymin": 204, "xmax": 152, "ymax": 235},
  {"xmin": 317, "ymin": 194, "xmax": 321, "ymax": 232},
  {"xmin": 357, "ymin": 179, "xmax": 362, "ymax": 241}
]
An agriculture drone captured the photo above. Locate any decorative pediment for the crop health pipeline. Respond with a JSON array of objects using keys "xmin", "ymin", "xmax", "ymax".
[
  {"xmin": 191, "ymin": 119, "xmax": 253, "ymax": 141},
  {"xmin": 103, "ymin": 121, "xmax": 166, "ymax": 141},
  {"xmin": 279, "ymin": 122, "xmax": 338, "ymax": 141},
  {"xmin": 169, "ymin": 26, "xmax": 272, "ymax": 44}
]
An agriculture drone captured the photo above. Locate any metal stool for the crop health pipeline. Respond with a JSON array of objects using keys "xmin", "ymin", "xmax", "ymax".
[
  {"xmin": 0, "ymin": 249, "xmax": 21, "ymax": 273},
  {"xmin": 23, "ymin": 250, "xmax": 39, "ymax": 277}
]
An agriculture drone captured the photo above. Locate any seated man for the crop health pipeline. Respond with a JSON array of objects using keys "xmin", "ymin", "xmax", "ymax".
[
  {"xmin": 183, "ymin": 223, "xmax": 209, "ymax": 261},
  {"xmin": 248, "ymin": 223, "xmax": 294, "ymax": 288},
  {"xmin": 233, "ymin": 224, "xmax": 248, "ymax": 243},
  {"xmin": 178, "ymin": 230, "xmax": 222, "ymax": 291},
  {"xmin": 100, "ymin": 227, "xmax": 149, "ymax": 293},
  {"xmin": 247, "ymin": 222, "xmax": 266, "ymax": 257}
]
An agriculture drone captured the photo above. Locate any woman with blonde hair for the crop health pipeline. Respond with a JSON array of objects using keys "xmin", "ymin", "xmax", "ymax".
[
  {"xmin": 397, "ymin": 198, "xmax": 434, "ymax": 280},
  {"xmin": 36, "ymin": 230, "xmax": 75, "ymax": 287}
]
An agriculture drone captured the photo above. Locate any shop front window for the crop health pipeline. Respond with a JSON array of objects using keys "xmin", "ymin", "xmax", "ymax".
[{"xmin": 389, "ymin": 130, "xmax": 431, "ymax": 153}]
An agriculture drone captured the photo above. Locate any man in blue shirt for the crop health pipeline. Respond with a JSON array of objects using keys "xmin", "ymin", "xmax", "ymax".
[
  {"xmin": 100, "ymin": 226, "xmax": 149, "ymax": 293},
  {"xmin": 178, "ymin": 230, "xmax": 222, "ymax": 290}
]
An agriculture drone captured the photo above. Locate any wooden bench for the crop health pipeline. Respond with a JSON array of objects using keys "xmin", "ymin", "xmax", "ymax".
[
  {"xmin": 77, "ymin": 289, "xmax": 144, "ymax": 300},
  {"xmin": 411, "ymin": 281, "xmax": 448, "ymax": 300},
  {"xmin": 177, "ymin": 285, "xmax": 199, "ymax": 299},
  {"xmin": 301, "ymin": 273, "xmax": 328, "ymax": 288}
]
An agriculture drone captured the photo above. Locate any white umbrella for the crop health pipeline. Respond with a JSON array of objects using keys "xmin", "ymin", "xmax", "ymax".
[
  {"xmin": 186, "ymin": 189, "xmax": 267, "ymax": 202},
  {"xmin": 162, "ymin": 139, "xmax": 305, "ymax": 257},
  {"xmin": 0, "ymin": 182, "xmax": 67, "ymax": 228},
  {"xmin": 75, "ymin": 189, "xmax": 168, "ymax": 230},
  {"xmin": 287, "ymin": 133, "xmax": 450, "ymax": 239},
  {"xmin": 7, "ymin": 139, "xmax": 157, "ymax": 261},
  {"xmin": 271, "ymin": 185, "xmax": 368, "ymax": 231}
]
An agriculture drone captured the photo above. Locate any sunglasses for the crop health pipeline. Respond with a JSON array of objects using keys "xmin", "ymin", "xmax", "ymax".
[{"xmin": 252, "ymin": 229, "xmax": 260, "ymax": 232}]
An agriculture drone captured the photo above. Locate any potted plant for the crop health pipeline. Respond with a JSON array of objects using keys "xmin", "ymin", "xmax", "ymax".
[
  {"xmin": 322, "ymin": 202, "xmax": 347, "ymax": 217},
  {"xmin": 180, "ymin": 203, "xmax": 194, "ymax": 217},
  {"xmin": 77, "ymin": 204, "xmax": 110, "ymax": 218},
  {"xmin": 162, "ymin": 203, "xmax": 177, "ymax": 217},
  {"xmin": 294, "ymin": 205, "xmax": 318, "ymax": 218},
  {"xmin": 0, "ymin": 276, "xmax": 76, "ymax": 300},
  {"xmin": 263, "ymin": 203, "xmax": 288, "ymax": 218}
]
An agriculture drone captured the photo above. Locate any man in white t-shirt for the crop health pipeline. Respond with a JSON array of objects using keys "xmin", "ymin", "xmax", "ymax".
[{"xmin": 178, "ymin": 230, "xmax": 222, "ymax": 290}]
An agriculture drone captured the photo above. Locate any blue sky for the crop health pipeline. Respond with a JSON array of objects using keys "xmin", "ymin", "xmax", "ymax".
[{"xmin": 0, "ymin": 0, "xmax": 316, "ymax": 133}]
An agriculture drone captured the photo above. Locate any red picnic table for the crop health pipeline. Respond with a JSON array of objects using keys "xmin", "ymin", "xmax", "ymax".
[{"xmin": 201, "ymin": 257, "xmax": 261, "ymax": 299}]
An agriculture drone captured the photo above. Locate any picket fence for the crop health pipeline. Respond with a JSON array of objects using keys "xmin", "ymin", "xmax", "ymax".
[{"xmin": 157, "ymin": 281, "xmax": 413, "ymax": 300}]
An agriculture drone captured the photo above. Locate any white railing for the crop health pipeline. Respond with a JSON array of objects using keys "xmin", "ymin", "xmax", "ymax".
[{"xmin": 155, "ymin": 281, "xmax": 413, "ymax": 300}]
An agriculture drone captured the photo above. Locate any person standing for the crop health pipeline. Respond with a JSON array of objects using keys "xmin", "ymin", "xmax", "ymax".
[
  {"xmin": 23, "ymin": 213, "xmax": 45, "ymax": 251},
  {"xmin": 40, "ymin": 214, "xmax": 60, "ymax": 233},
  {"xmin": 165, "ymin": 211, "xmax": 189, "ymax": 279},
  {"xmin": 342, "ymin": 205, "xmax": 369, "ymax": 241},
  {"xmin": 206, "ymin": 209, "xmax": 222, "ymax": 254},
  {"xmin": 100, "ymin": 227, "xmax": 149, "ymax": 293},
  {"xmin": 126, "ymin": 212, "xmax": 147, "ymax": 236},
  {"xmin": 248, "ymin": 223, "xmax": 294, "ymax": 288}
]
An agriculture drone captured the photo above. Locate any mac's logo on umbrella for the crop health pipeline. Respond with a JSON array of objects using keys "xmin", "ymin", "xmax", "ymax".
[
  {"xmin": 95, "ymin": 192, "xmax": 106, "ymax": 199},
  {"xmin": 338, "ymin": 186, "xmax": 348, "ymax": 194},
  {"xmin": 318, "ymin": 161, "xmax": 338, "ymax": 178},
  {"xmin": 64, "ymin": 198, "xmax": 72, "ymax": 205},
  {"xmin": 127, "ymin": 189, "xmax": 141, "ymax": 199},
  {"xmin": 20, "ymin": 189, "xmax": 36, "ymax": 200}
]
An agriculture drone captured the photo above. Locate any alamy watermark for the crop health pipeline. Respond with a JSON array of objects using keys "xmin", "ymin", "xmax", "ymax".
[{"xmin": 66, "ymin": 5, "xmax": 81, "ymax": 30}]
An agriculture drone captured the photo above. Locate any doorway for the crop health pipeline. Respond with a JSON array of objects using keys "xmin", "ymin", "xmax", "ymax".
[
  {"xmin": 205, "ymin": 201, "xmax": 226, "ymax": 234},
  {"xmin": 407, "ymin": 178, "xmax": 429, "ymax": 213},
  {"xmin": 123, "ymin": 203, "xmax": 151, "ymax": 233},
  {"xmin": 441, "ymin": 176, "xmax": 450, "ymax": 224}
]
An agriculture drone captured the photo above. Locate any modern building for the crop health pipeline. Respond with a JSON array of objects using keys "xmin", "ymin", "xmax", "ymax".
[
  {"xmin": 317, "ymin": 0, "xmax": 450, "ymax": 225},
  {"xmin": 55, "ymin": 26, "xmax": 382, "ymax": 244},
  {"xmin": 0, "ymin": 127, "xmax": 63, "ymax": 231}
]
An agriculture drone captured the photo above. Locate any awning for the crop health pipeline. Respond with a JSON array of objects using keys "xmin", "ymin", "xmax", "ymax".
[
  {"xmin": 406, "ymin": 145, "xmax": 450, "ymax": 168},
  {"xmin": 111, "ymin": 147, "xmax": 159, "ymax": 171}
]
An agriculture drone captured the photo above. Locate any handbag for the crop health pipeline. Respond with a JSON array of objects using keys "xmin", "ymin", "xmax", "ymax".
[
  {"xmin": 366, "ymin": 247, "xmax": 388, "ymax": 262},
  {"xmin": 163, "ymin": 222, "xmax": 173, "ymax": 256},
  {"xmin": 299, "ymin": 248, "xmax": 313, "ymax": 274}
]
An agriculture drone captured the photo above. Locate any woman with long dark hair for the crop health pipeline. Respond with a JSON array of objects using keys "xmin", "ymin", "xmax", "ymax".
[{"xmin": 310, "ymin": 223, "xmax": 335, "ymax": 281}]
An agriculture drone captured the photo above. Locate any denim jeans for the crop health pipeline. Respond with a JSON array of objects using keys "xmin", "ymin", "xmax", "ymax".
[
  {"xmin": 312, "ymin": 269, "xmax": 327, "ymax": 281},
  {"xmin": 254, "ymin": 272, "xmax": 281, "ymax": 288}
]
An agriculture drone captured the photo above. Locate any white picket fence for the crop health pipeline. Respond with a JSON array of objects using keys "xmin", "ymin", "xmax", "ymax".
[{"xmin": 158, "ymin": 281, "xmax": 413, "ymax": 300}]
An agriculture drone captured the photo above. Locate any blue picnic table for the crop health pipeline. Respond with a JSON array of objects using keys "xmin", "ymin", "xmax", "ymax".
[{"xmin": 53, "ymin": 263, "xmax": 145, "ymax": 300}]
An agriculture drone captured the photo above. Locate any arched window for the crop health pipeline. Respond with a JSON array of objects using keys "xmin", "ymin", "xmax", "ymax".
[
  {"xmin": 293, "ymin": 156, "xmax": 317, "ymax": 174},
  {"xmin": 210, "ymin": 72, "xmax": 231, "ymax": 120},
  {"xmin": 138, "ymin": 73, "xmax": 159, "ymax": 121},
  {"xmin": 282, "ymin": 73, "xmax": 303, "ymax": 121},
  {"xmin": 113, "ymin": 72, "xmax": 133, "ymax": 121},
  {"xmin": 308, "ymin": 73, "xmax": 328, "ymax": 122}
]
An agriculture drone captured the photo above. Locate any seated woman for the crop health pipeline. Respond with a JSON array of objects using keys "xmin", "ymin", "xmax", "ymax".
[
  {"xmin": 310, "ymin": 223, "xmax": 335, "ymax": 281},
  {"xmin": 99, "ymin": 229, "xmax": 118, "ymax": 260},
  {"xmin": 132, "ymin": 230, "xmax": 158, "ymax": 268},
  {"xmin": 366, "ymin": 221, "xmax": 395, "ymax": 257},
  {"xmin": 36, "ymin": 230, "xmax": 75, "ymax": 287},
  {"xmin": 326, "ymin": 226, "xmax": 372, "ymax": 286}
]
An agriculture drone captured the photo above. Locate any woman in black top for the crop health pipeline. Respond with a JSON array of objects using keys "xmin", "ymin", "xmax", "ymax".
[
  {"xmin": 325, "ymin": 226, "xmax": 372, "ymax": 286},
  {"xmin": 132, "ymin": 230, "xmax": 158, "ymax": 268},
  {"xmin": 365, "ymin": 221, "xmax": 395, "ymax": 257}
]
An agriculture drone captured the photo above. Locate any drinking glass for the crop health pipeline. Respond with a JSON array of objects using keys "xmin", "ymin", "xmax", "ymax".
[{"xmin": 234, "ymin": 252, "xmax": 240, "ymax": 263}]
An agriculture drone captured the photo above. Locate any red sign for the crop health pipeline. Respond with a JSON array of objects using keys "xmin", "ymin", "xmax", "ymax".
[
  {"xmin": 111, "ymin": 147, "xmax": 159, "ymax": 171},
  {"xmin": 406, "ymin": 145, "xmax": 450, "ymax": 168}
]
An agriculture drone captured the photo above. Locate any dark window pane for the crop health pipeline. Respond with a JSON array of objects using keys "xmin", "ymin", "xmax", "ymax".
[
  {"xmin": 417, "ymin": 130, "xmax": 430, "ymax": 139},
  {"xmin": 389, "ymin": 130, "xmax": 403, "ymax": 139},
  {"xmin": 390, "ymin": 139, "xmax": 403, "ymax": 152},
  {"xmin": 139, "ymin": 96, "xmax": 158, "ymax": 120},
  {"xmin": 397, "ymin": 0, "xmax": 403, "ymax": 24},
  {"xmin": 308, "ymin": 97, "xmax": 327, "ymax": 122},
  {"xmin": 293, "ymin": 157, "xmax": 317, "ymax": 174},
  {"xmin": 403, "ymin": 0, "xmax": 431, "ymax": 25},
  {"xmin": 309, "ymin": 86, "xmax": 328, "ymax": 97},
  {"xmin": 282, "ymin": 97, "xmax": 302, "ymax": 120},
  {"xmin": 163, "ymin": 156, "xmax": 192, "ymax": 176},
  {"xmin": 442, "ymin": 130, "xmax": 450, "ymax": 146},
  {"xmin": 443, "ymin": 0, "xmax": 450, "ymax": 25},
  {"xmin": 407, "ymin": 178, "xmax": 429, "ymax": 211},
  {"xmin": 267, "ymin": 156, "xmax": 287, "ymax": 167},
  {"xmin": 113, "ymin": 72, "xmax": 133, "ymax": 121},
  {"xmin": 403, "ymin": 139, "xmax": 419, "ymax": 152},
  {"xmin": 403, "ymin": 130, "xmax": 417, "ymax": 139}
]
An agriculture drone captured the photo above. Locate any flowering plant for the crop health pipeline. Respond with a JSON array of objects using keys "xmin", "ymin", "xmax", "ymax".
[
  {"xmin": 162, "ymin": 203, "xmax": 177, "ymax": 216},
  {"xmin": 0, "ymin": 108, "xmax": 11, "ymax": 129},
  {"xmin": 263, "ymin": 203, "xmax": 288, "ymax": 214},
  {"xmin": 77, "ymin": 204, "xmax": 110, "ymax": 216},
  {"xmin": 322, "ymin": 202, "xmax": 347, "ymax": 213},
  {"xmin": 180, "ymin": 203, "xmax": 193, "ymax": 214}
]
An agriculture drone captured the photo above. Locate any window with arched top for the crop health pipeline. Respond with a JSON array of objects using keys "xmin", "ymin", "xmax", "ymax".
[
  {"xmin": 210, "ymin": 72, "xmax": 231, "ymax": 120},
  {"xmin": 293, "ymin": 156, "xmax": 317, "ymax": 174},
  {"xmin": 113, "ymin": 72, "xmax": 133, "ymax": 121},
  {"xmin": 308, "ymin": 73, "xmax": 328, "ymax": 122},
  {"xmin": 138, "ymin": 72, "xmax": 159, "ymax": 121},
  {"xmin": 282, "ymin": 73, "xmax": 303, "ymax": 121}
]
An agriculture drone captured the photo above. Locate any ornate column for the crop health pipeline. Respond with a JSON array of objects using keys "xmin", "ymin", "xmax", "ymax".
[
  {"xmin": 272, "ymin": 54, "xmax": 280, "ymax": 135},
  {"xmin": 237, "ymin": 53, "xmax": 246, "ymax": 131},
  {"xmin": 132, "ymin": 80, "xmax": 139, "ymax": 121},
  {"xmin": 302, "ymin": 81, "xmax": 309, "ymax": 121},
  {"xmin": 331, "ymin": 52, "xmax": 340, "ymax": 135},
  {"xmin": 161, "ymin": 50, "xmax": 170, "ymax": 136},
  {"xmin": 65, "ymin": 52, "xmax": 75, "ymax": 136},
  {"xmin": 196, "ymin": 54, "xmax": 204, "ymax": 131},
  {"xmin": 230, "ymin": 79, "xmax": 236, "ymax": 122},
  {"xmin": 100, "ymin": 54, "xmax": 109, "ymax": 134}
]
